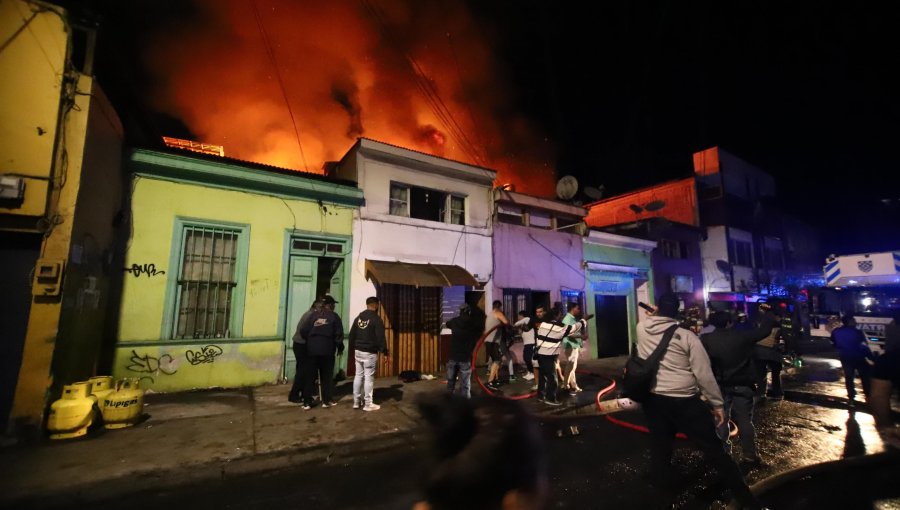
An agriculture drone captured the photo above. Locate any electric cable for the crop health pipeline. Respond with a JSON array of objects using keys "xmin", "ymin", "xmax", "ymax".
[{"xmin": 249, "ymin": 0, "xmax": 309, "ymax": 172}]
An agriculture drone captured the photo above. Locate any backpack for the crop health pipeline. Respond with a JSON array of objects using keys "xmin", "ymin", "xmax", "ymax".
[{"xmin": 621, "ymin": 325, "xmax": 679, "ymax": 403}]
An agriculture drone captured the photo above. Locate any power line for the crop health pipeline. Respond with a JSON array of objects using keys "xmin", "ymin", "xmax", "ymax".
[
  {"xmin": 250, "ymin": 0, "xmax": 309, "ymax": 172},
  {"xmin": 446, "ymin": 31, "xmax": 485, "ymax": 161},
  {"xmin": 359, "ymin": 0, "xmax": 488, "ymax": 169}
]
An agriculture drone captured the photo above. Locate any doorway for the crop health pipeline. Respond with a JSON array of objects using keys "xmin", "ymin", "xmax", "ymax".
[
  {"xmin": 283, "ymin": 237, "xmax": 347, "ymax": 379},
  {"xmin": 594, "ymin": 294, "xmax": 629, "ymax": 358},
  {"xmin": 377, "ymin": 284, "xmax": 442, "ymax": 377}
]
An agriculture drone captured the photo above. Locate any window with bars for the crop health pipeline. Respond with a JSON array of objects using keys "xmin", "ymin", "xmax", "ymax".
[{"xmin": 174, "ymin": 225, "xmax": 241, "ymax": 339}]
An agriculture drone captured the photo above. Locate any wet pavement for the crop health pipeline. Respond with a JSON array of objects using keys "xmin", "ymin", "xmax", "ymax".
[{"xmin": 10, "ymin": 347, "xmax": 898, "ymax": 510}]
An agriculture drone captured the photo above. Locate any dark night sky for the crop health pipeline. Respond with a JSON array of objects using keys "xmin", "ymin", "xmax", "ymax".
[
  {"xmin": 82, "ymin": 1, "xmax": 900, "ymax": 255},
  {"xmin": 472, "ymin": 1, "xmax": 900, "ymax": 255}
]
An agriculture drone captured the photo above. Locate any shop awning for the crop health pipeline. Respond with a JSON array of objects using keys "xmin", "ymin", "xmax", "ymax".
[{"xmin": 365, "ymin": 259, "xmax": 478, "ymax": 287}]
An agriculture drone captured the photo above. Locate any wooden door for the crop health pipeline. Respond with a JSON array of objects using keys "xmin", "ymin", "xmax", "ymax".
[{"xmin": 378, "ymin": 284, "xmax": 442, "ymax": 376}]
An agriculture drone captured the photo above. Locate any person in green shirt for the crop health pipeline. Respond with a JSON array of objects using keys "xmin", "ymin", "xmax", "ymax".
[{"xmin": 562, "ymin": 302, "xmax": 587, "ymax": 395}]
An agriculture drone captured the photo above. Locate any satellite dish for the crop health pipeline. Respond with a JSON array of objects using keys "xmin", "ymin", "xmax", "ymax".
[
  {"xmin": 584, "ymin": 185, "xmax": 605, "ymax": 200},
  {"xmin": 629, "ymin": 204, "xmax": 644, "ymax": 214},
  {"xmin": 556, "ymin": 175, "xmax": 579, "ymax": 200},
  {"xmin": 715, "ymin": 260, "xmax": 732, "ymax": 274},
  {"xmin": 645, "ymin": 200, "xmax": 666, "ymax": 212}
]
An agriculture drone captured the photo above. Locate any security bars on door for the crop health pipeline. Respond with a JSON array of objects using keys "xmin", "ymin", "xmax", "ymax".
[{"xmin": 175, "ymin": 226, "xmax": 240, "ymax": 339}]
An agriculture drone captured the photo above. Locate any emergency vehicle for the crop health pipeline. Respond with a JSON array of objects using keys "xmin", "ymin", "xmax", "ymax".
[{"xmin": 809, "ymin": 251, "xmax": 900, "ymax": 354}]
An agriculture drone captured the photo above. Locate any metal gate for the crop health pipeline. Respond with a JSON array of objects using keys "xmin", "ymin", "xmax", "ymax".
[{"xmin": 378, "ymin": 284, "xmax": 442, "ymax": 376}]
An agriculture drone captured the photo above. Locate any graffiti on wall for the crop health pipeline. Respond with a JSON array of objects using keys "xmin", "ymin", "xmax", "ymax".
[
  {"xmin": 185, "ymin": 345, "xmax": 224, "ymax": 365},
  {"xmin": 124, "ymin": 263, "xmax": 166, "ymax": 278},
  {"xmin": 126, "ymin": 349, "xmax": 178, "ymax": 384}
]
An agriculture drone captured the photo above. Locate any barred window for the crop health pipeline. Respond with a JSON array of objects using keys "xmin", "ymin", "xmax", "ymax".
[{"xmin": 175, "ymin": 226, "xmax": 240, "ymax": 339}]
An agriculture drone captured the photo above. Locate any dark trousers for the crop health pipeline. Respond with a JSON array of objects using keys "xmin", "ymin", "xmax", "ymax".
[
  {"xmin": 289, "ymin": 343, "xmax": 308, "ymax": 400},
  {"xmin": 840, "ymin": 357, "xmax": 872, "ymax": 401},
  {"xmin": 719, "ymin": 385, "xmax": 757, "ymax": 458},
  {"xmin": 523, "ymin": 344, "xmax": 535, "ymax": 372},
  {"xmin": 642, "ymin": 394, "xmax": 760, "ymax": 508},
  {"xmin": 305, "ymin": 355, "xmax": 335, "ymax": 406},
  {"xmin": 754, "ymin": 346, "xmax": 783, "ymax": 398},
  {"xmin": 536, "ymin": 354, "xmax": 558, "ymax": 402}
]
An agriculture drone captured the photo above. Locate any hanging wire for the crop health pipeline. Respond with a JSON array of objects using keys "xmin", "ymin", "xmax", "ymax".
[{"xmin": 249, "ymin": 0, "xmax": 310, "ymax": 172}]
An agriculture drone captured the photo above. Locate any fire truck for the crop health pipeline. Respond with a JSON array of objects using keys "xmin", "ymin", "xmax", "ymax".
[{"xmin": 808, "ymin": 251, "xmax": 900, "ymax": 354}]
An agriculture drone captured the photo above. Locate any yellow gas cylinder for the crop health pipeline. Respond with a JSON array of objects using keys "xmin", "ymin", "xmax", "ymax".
[
  {"xmin": 88, "ymin": 376, "xmax": 115, "ymax": 403},
  {"xmin": 47, "ymin": 382, "xmax": 97, "ymax": 440},
  {"xmin": 101, "ymin": 378, "xmax": 144, "ymax": 429}
]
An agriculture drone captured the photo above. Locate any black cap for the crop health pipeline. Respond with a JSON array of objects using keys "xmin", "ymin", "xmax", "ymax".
[
  {"xmin": 657, "ymin": 292, "xmax": 681, "ymax": 318},
  {"xmin": 322, "ymin": 295, "xmax": 338, "ymax": 306}
]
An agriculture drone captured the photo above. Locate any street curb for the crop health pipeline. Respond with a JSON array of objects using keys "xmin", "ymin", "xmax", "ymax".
[
  {"xmin": 1, "ymin": 428, "xmax": 425, "ymax": 509},
  {"xmin": 725, "ymin": 450, "xmax": 900, "ymax": 510}
]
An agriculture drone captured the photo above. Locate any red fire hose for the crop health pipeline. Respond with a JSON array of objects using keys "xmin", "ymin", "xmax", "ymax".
[
  {"xmin": 471, "ymin": 325, "xmax": 536, "ymax": 400},
  {"xmin": 469, "ymin": 326, "xmax": 738, "ymax": 440},
  {"xmin": 595, "ymin": 377, "xmax": 738, "ymax": 439}
]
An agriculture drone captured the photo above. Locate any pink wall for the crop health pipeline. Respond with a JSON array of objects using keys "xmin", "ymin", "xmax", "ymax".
[{"xmin": 492, "ymin": 221, "xmax": 585, "ymax": 311}]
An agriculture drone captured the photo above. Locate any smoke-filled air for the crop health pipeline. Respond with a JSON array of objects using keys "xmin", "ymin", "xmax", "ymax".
[{"xmin": 144, "ymin": 0, "xmax": 557, "ymax": 195}]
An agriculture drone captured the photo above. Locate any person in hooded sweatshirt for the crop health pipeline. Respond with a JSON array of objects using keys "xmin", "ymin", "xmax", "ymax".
[
  {"xmin": 300, "ymin": 295, "xmax": 344, "ymax": 410},
  {"xmin": 349, "ymin": 296, "xmax": 389, "ymax": 411},
  {"xmin": 445, "ymin": 303, "xmax": 486, "ymax": 398},
  {"xmin": 288, "ymin": 299, "xmax": 323, "ymax": 404},
  {"xmin": 638, "ymin": 293, "xmax": 764, "ymax": 510},
  {"xmin": 700, "ymin": 306, "xmax": 777, "ymax": 464}
]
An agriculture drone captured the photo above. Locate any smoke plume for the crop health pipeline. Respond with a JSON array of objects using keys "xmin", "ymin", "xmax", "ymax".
[{"xmin": 145, "ymin": 0, "xmax": 556, "ymax": 194}]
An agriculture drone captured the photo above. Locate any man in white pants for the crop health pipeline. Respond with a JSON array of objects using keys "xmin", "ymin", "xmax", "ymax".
[
  {"xmin": 349, "ymin": 296, "xmax": 389, "ymax": 411},
  {"xmin": 562, "ymin": 302, "xmax": 587, "ymax": 395}
]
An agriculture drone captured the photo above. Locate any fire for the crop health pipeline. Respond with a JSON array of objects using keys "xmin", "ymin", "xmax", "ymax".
[{"xmin": 144, "ymin": 0, "xmax": 555, "ymax": 195}]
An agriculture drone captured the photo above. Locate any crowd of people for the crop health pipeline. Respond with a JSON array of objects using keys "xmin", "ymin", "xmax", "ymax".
[
  {"xmin": 287, "ymin": 291, "xmax": 898, "ymax": 510},
  {"xmin": 444, "ymin": 299, "xmax": 593, "ymax": 406},
  {"xmin": 288, "ymin": 294, "xmax": 389, "ymax": 412}
]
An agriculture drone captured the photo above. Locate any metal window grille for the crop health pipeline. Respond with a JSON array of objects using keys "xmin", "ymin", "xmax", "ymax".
[{"xmin": 175, "ymin": 226, "xmax": 239, "ymax": 339}]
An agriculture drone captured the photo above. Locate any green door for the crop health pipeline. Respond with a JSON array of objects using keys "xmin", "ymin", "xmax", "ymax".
[{"xmin": 284, "ymin": 256, "xmax": 318, "ymax": 379}]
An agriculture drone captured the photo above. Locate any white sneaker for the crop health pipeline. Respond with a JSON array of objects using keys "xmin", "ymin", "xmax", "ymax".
[
  {"xmin": 363, "ymin": 403, "xmax": 381, "ymax": 412},
  {"xmin": 523, "ymin": 373, "xmax": 535, "ymax": 381},
  {"xmin": 353, "ymin": 401, "xmax": 361, "ymax": 410}
]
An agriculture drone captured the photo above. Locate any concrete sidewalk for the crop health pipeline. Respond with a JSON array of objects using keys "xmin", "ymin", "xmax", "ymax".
[{"xmin": 0, "ymin": 357, "xmax": 627, "ymax": 506}]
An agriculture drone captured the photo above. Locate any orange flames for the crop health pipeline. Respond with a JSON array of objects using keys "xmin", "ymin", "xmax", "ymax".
[{"xmin": 145, "ymin": 0, "xmax": 556, "ymax": 195}]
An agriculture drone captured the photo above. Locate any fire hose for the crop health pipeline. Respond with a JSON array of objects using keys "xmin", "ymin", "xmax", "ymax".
[
  {"xmin": 471, "ymin": 325, "xmax": 536, "ymax": 400},
  {"xmin": 469, "ymin": 325, "xmax": 738, "ymax": 439},
  {"xmin": 596, "ymin": 378, "xmax": 738, "ymax": 439}
]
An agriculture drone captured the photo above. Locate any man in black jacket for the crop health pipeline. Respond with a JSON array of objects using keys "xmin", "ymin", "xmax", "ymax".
[
  {"xmin": 349, "ymin": 296, "xmax": 389, "ymax": 411},
  {"xmin": 288, "ymin": 299, "xmax": 322, "ymax": 404},
  {"xmin": 445, "ymin": 304, "xmax": 486, "ymax": 398},
  {"xmin": 700, "ymin": 306, "xmax": 777, "ymax": 464},
  {"xmin": 300, "ymin": 295, "xmax": 344, "ymax": 410}
]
